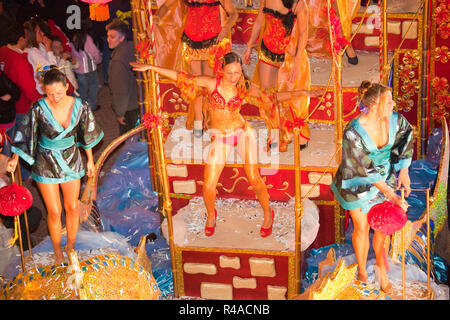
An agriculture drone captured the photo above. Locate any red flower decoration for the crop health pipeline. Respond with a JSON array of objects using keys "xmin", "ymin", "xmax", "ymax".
[
  {"xmin": 434, "ymin": 46, "xmax": 450, "ymax": 63},
  {"xmin": 327, "ymin": 3, "xmax": 350, "ymax": 55},
  {"xmin": 367, "ymin": 201, "xmax": 407, "ymax": 236},
  {"xmin": 402, "ymin": 80, "xmax": 418, "ymax": 95},
  {"xmin": 284, "ymin": 106, "xmax": 309, "ymax": 135},
  {"xmin": 432, "ymin": 76, "xmax": 449, "ymax": 92},
  {"xmin": 285, "ymin": 117, "xmax": 306, "ymax": 131},
  {"xmin": 435, "ymin": 91, "xmax": 450, "ymax": 106},
  {"xmin": 135, "ymin": 40, "xmax": 152, "ymax": 61},
  {"xmin": 434, "ymin": 5, "xmax": 449, "ymax": 24},
  {"xmin": 0, "ymin": 183, "xmax": 33, "ymax": 217},
  {"xmin": 142, "ymin": 112, "xmax": 163, "ymax": 130},
  {"xmin": 432, "ymin": 106, "xmax": 449, "ymax": 120},
  {"xmin": 439, "ymin": 22, "xmax": 450, "ymax": 39},
  {"xmin": 396, "ymin": 98, "xmax": 412, "ymax": 112},
  {"xmin": 209, "ymin": 38, "xmax": 232, "ymax": 76}
]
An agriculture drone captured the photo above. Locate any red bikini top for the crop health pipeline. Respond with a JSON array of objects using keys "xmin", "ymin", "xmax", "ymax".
[{"xmin": 209, "ymin": 77, "xmax": 243, "ymax": 112}]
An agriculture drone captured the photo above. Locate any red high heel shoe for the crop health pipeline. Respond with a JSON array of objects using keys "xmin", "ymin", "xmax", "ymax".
[
  {"xmin": 260, "ymin": 209, "xmax": 275, "ymax": 238},
  {"xmin": 205, "ymin": 209, "xmax": 217, "ymax": 237}
]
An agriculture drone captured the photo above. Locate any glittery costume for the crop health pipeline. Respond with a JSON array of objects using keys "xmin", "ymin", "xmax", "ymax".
[
  {"xmin": 177, "ymin": 71, "xmax": 250, "ymax": 145},
  {"xmin": 259, "ymin": 7, "xmax": 295, "ymax": 68},
  {"xmin": 250, "ymin": 3, "xmax": 311, "ymax": 149},
  {"xmin": 182, "ymin": 0, "xmax": 222, "ymax": 61},
  {"xmin": 11, "ymin": 97, "xmax": 104, "ymax": 184},
  {"xmin": 331, "ymin": 111, "xmax": 414, "ymax": 213},
  {"xmin": 155, "ymin": 0, "xmax": 231, "ymax": 131},
  {"xmin": 209, "ymin": 77, "xmax": 243, "ymax": 112}
]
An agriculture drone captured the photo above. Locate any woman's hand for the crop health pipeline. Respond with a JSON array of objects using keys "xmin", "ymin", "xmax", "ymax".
[
  {"xmin": 397, "ymin": 168, "xmax": 411, "ymax": 197},
  {"xmin": 0, "ymin": 94, "xmax": 12, "ymax": 101},
  {"xmin": 86, "ymin": 159, "xmax": 95, "ymax": 178},
  {"xmin": 116, "ymin": 116, "xmax": 126, "ymax": 126},
  {"xmin": 43, "ymin": 35, "xmax": 52, "ymax": 52},
  {"xmin": 217, "ymin": 28, "xmax": 229, "ymax": 43},
  {"xmin": 130, "ymin": 61, "xmax": 152, "ymax": 72},
  {"xmin": 289, "ymin": 61, "xmax": 301, "ymax": 82},
  {"xmin": 386, "ymin": 190, "xmax": 409, "ymax": 212},
  {"xmin": 6, "ymin": 154, "xmax": 18, "ymax": 173},
  {"xmin": 243, "ymin": 45, "xmax": 253, "ymax": 65}
]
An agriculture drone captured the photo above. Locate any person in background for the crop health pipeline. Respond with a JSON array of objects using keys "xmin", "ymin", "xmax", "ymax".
[
  {"xmin": 0, "ymin": 66, "xmax": 20, "ymax": 143},
  {"xmin": 15, "ymin": 0, "xmax": 50, "ymax": 25},
  {"xmin": 69, "ymin": 27, "xmax": 102, "ymax": 111},
  {"xmin": 243, "ymin": 0, "xmax": 311, "ymax": 152},
  {"xmin": 155, "ymin": 0, "xmax": 238, "ymax": 138},
  {"xmin": 0, "ymin": 23, "xmax": 42, "ymax": 138},
  {"xmin": 0, "ymin": 0, "xmax": 16, "ymax": 47},
  {"xmin": 106, "ymin": 18, "xmax": 139, "ymax": 135},
  {"xmin": 90, "ymin": 0, "xmax": 132, "ymax": 85},
  {"xmin": 51, "ymin": 35, "xmax": 80, "ymax": 96},
  {"xmin": 23, "ymin": 17, "xmax": 58, "ymax": 95}
]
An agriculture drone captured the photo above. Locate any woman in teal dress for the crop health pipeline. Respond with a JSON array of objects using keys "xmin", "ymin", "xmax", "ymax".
[
  {"xmin": 8, "ymin": 68, "xmax": 104, "ymax": 264},
  {"xmin": 331, "ymin": 81, "xmax": 413, "ymax": 293}
]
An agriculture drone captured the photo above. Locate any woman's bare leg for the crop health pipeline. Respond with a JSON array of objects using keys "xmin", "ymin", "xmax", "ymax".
[
  {"xmin": 259, "ymin": 61, "xmax": 279, "ymax": 89},
  {"xmin": 346, "ymin": 45, "xmax": 357, "ymax": 58},
  {"xmin": 349, "ymin": 209, "xmax": 370, "ymax": 282},
  {"xmin": 203, "ymin": 139, "xmax": 232, "ymax": 227},
  {"xmin": 36, "ymin": 181, "xmax": 64, "ymax": 264},
  {"xmin": 373, "ymin": 230, "xmax": 391, "ymax": 291},
  {"xmin": 237, "ymin": 128, "xmax": 271, "ymax": 228},
  {"xmin": 259, "ymin": 62, "xmax": 281, "ymax": 145},
  {"xmin": 60, "ymin": 179, "xmax": 81, "ymax": 253},
  {"xmin": 190, "ymin": 60, "xmax": 204, "ymax": 126}
]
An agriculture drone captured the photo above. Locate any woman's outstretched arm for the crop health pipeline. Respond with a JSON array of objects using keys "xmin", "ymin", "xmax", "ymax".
[
  {"xmin": 130, "ymin": 62, "xmax": 216, "ymax": 91},
  {"xmin": 130, "ymin": 62, "xmax": 179, "ymax": 81}
]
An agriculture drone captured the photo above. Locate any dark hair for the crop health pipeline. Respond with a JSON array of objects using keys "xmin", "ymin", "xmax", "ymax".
[
  {"xmin": 222, "ymin": 52, "xmax": 249, "ymax": 90},
  {"xmin": 49, "ymin": 35, "xmax": 62, "ymax": 43},
  {"xmin": 223, "ymin": 52, "xmax": 243, "ymax": 67},
  {"xmin": 105, "ymin": 18, "xmax": 129, "ymax": 39},
  {"xmin": 43, "ymin": 67, "xmax": 67, "ymax": 86},
  {"xmin": 282, "ymin": 0, "xmax": 296, "ymax": 36},
  {"xmin": 23, "ymin": 19, "xmax": 38, "ymax": 48},
  {"xmin": 36, "ymin": 19, "xmax": 52, "ymax": 38},
  {"xmin": 23, "ymin": 18, "xmax": 51, "ymax": 48},
  {"xmin": 71, "ymin": 28, "xmax": 88, "ymax": 52},
  {"xmin": 358, "ymin": 80, "xmax": 391, "ymax": 108},
  {"xmin": 6, "ymin": 23, "xmax": 26, "ymax": 45}
]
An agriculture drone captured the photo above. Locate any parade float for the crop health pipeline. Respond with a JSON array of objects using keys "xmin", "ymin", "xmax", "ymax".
[{"xmin": 0, "ymin": 0, "xmax": 448, "ymax": 300}]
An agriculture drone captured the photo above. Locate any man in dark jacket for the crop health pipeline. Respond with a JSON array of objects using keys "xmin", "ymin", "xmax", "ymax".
[{"xmin": 106, "ymin": 18, "xmax": 139, "ymax": 135}]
